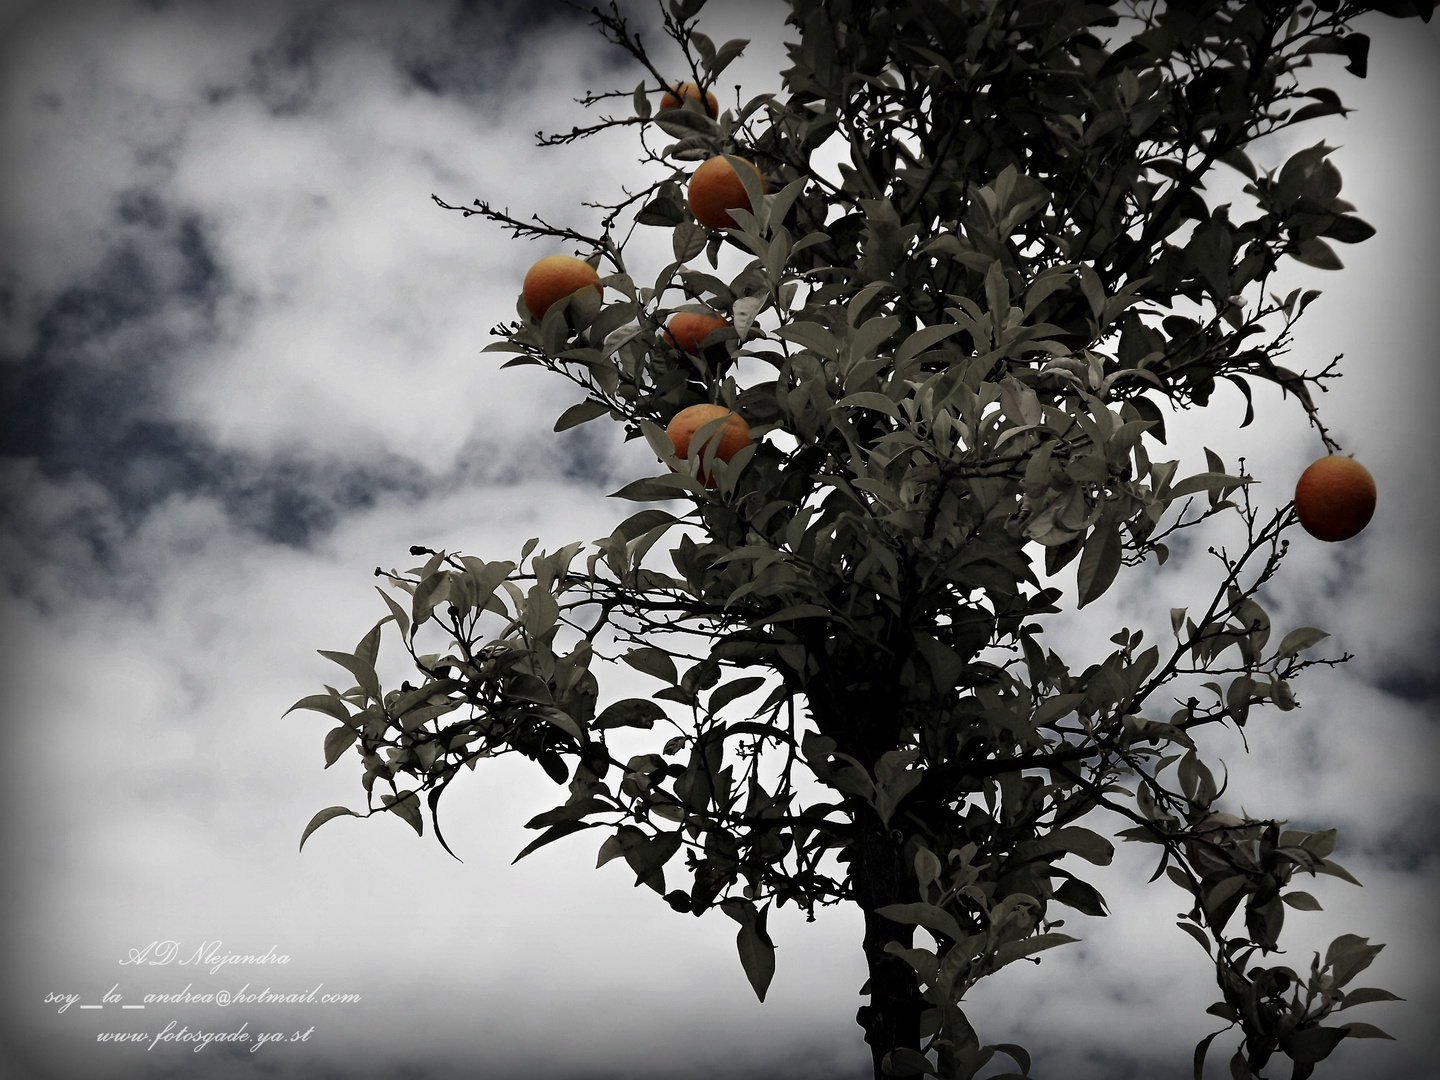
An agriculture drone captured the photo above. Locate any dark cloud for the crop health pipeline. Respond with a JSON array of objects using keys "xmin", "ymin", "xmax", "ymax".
[
  {"xmin": 244, "ymin": 3, "xmax": 329, "ymax": 116},
  {"xmin": 397, "ymin": 0, "xmax": 601, "ymax": 99},
  {"xmin": 1, "ymin": 181, "xmax": 223, "ymax": 454},
  {"xmin": 0, "ymin": 0, "xmax": 636, "ymax": 576},
  {"xmin": 1357, "ymin": 808, "xmax": 1440, "ymax": 876},
  {"xmin": 1373, "ymin": 663, "xmax": 1440, "ymax": 705},
  {"xmin": 0, "ymin": 189, "xmax": 318, "ymax": 546}
]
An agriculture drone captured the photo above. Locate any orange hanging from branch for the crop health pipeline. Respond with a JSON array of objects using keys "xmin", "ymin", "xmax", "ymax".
[{"xmin": 1294, "ymin": 455, "xmax": 1376, "ymax": 541}]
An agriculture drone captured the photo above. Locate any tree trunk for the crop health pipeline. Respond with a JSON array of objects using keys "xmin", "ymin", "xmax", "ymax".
[
  {"xmin": 853, "ymin": 809, "xmax": 925, "ymax": 1078},
  {"xmin": 807, "ymin": 653, "xmax": 925, "ymax": 1076}
]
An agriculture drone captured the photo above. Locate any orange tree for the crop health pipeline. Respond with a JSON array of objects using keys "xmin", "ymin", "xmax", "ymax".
[{"xmin": 292, "ymin": 1, "xmax": 1430, "ymax": 1077}]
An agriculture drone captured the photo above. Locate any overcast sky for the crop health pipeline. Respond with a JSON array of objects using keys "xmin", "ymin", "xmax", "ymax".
[{"xmin": 0, "ymin": 2, "xmax": 1436, "ymax": 1079}]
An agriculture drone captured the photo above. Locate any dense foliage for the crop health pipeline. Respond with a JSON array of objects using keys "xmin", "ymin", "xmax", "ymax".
[{"xmin": 292, "ymin": 1, "xmax": 1431, "ymax": 1076}]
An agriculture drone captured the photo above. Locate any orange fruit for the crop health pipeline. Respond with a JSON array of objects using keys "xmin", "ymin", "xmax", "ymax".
[
  {"xmin": 664, "ymin": 312, "xmax": 730, "ymax": 354},
  {"xmin": 660, "ymin": 81, "xmax": 718, "ymax": 119},
  {"xmin": 522, "ymin": 255, "xmax": 602, "ymax": 320},
  {"xmin": 687, "ymin": 156, "xmax": 763, "ymax": 230},
  {"xmin": 1294, "ymin": 454, "xmax": 1376, "ymax": 542},
  {"xmin": 665, "ymin": 404, "xmax": 752, "ymax": 487}
]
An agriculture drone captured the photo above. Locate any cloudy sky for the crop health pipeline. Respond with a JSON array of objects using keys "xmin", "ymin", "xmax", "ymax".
[{"xmin": 0, "ymin": 2, "xmax": 1436, "ymax": 1078}]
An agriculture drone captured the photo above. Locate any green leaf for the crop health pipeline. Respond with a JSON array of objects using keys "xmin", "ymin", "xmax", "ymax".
[
  {"xmin": 876, "ymin": 902, "xmax": 967, "ymax": 944},
  {"xmin": 623, "ymin": 647, "xmax": 679, "ymax": 684},
  {"xmin": 873, "ymin": 748, "xmax": 923, "ymax": 827},
  {"xmin": 590, "ymin": 300, "xmax": 638, "ymax": 346},
  {"xmin": 1169, "ymin": 471, "xmax": 1245, "ymax": 498},
  {"xmin": 323, "ymin": 725, "xmax": 358, "ymax": 767},
  {"xmin": 398, "ymin": 700, "xmax": 459, "ymax": 734},
  {"xmin": 1321, "ymin": 214, "xmax": 1376, "ymax": 245},
  {"xmin": 613, "ymin": 508, "xmax": 679, "ymax": 542},
  {"xmin": 1340, "ymin": 32, "xmax": 1370, "ymax": 77},
  {"xmin": 410, "ymin": 569, "xmax": 451, "ymax": 628},
  {"xmin": 835, "ymin": 391, "xmax": 900, "ymax": 416},
  {"xmin": 531, "ymin": 705, "xmax": 584, "ymax": 740},
  {"xmin": 461, "ymin": 557, "xmax": 516, "ymax": 617},
  {"xmin": 1206, "ymin": 1002, "xmax": 1239, "ymax": 1023},
  {"xmin": 986, "ymin": 1043, "xmax": 1031, "ymax": 1077},
  {"xmin": 851, "ymin": 314, "xmax": 901, "ymax": 362},
  {"xmin": 1219, "ymin": 146, "xmax": 1258, "ymax": 180},
  {"xmin": 597, "ymin": 824, "xmax": 646, "ymax": 868},
  {"xmin": 984, "ymin": 259, "xmax": 1010, "ymax": 320},
  {"xmin": 375, "ymin": 586, "xmax": 411, "ymax": 640},
  {"xmin": 593, "ymin": 696, "xmax": 665, "ymax": 731},
  {"xmin": 914, "ymin": 847, "xmax": 943, "ymax": 892},
  {"xmin": 885, "ymin": 941, "xmax": 940, "ymax": 984},
  {"xmin": 284, "ymin": 693, "xmax": 353, "ymax": 723},
  {"xmin": 317, "ymin": 649, "xmax": 381, "ymax": 702},
  {"xmin": 1226, "ymin": 676, "xmax": 1249, "ymax": 728},
  {"xmin": 735, "ymin": 905, "xmax": 776, "ymax": 1001},
  {"xmin": 758, "ymin": 603, "xmax": 833, "ymax": 624},
  {"xmin": 554, "ymin": 398, "xmax": 610, "ymax": 432},
  {"xmin": 540, "ymin": 299, "xmax": 571, "ymax": 354},
  {"xmin": 609, "ymin": 474, "xmax": 700, "ymax": 501},
  {"xmin": 1020, "ymin": 826, "xmax": 1115, "ymax": 866},
  {"xmin": 723, "ymin": 153, "xmax": 767, "ymax": 232},
  {"xmin": 1033, "ymin": 693, "xmax": 1086, "ymax": 726},
  {"xmin": 993, "ymin": 932, "xmax": 1077, "ymax": 967},
  {"xmin": 1076, "ymin": 523, "xmax": 1122, "ymax": 608},
  {"xmin": 1315, "ymin": 857, "xmax": 1362, "ymax": 886},
  {"xmin": 998, "ymin": 376, "xmax": 1041, "ymax": 428},
  {"xmin": 1277, "ymin": 626, "xmax": 1329, "ymax": 658},
  {"xmin": 1176, "ymin": 919, "xmax": 1213, "ymax": 955},
  {"xmin": 512, "ymin": 819, "xmax": 598, "ymax": 863},
  {"xmin": 709, "ymin": 37, "xmax": 749, "ymax": 77},
  {"xmin": 1338, "ymin": 987, "xmax": 1404, "ymax": 1009},
  {"xmin": 1325, "ymin": 934, "xmax": 1384, "ymax": 988},
  {"xmin": 1281, "ymin": 1025, "xmax": 1349, "ymax": 1065},
  {"xmin": 768, "ymin": 176, "xmax": 809, "ymax": 232},
  {"xmin": 1338, "ymin": 1021, "xmax": 1394, "ymax": 1041},
  {"xmin": 354, "ymin": 620, "xmax": 384, "ymax": 667},
  {"xmin": 298, "ymin": 806, "xmax": 359, "ymax": 852},
  {"xmin": 1078, "ymin": 264, "xmax": 1106, "ymax": 318},
  {"xmin": 383, "ymin": 790, "xmax": 423, "ymax": 837},
  {"xmin": 636, "ymin": 192, "xmax": 688, "ymax": 226},
  {"xmin": 1292, "ymin": 237, "xmax": 1344, "ymax": 270},
  {"xmin": 673, "ymin": 222, "xmax": 709, "ymax": 262},
  {"xmin": 1170, "ymin": 607, "xmax": 1187, "ymax": 637},
  {"xmin": 1054, "ymin": 876, "xmax": 1109, "ymax": 916},
  {"xmin": 913, "ymin": 632, "xmax": 963, "ymax": 694},
  {"xmin": 621, "ymin": 827, "xmax": 680, "ymax": 891},
  {"xmin": 773, "ymin": 320, "xmax": 840, "ymax": 358},
  {"xmin": 1185, "ymin": 216, "xmax": 1234, "ymax": 297},
  {"xmin": 894, "ymin": 322, "xmax": 967, "ymax": 365},
  {"xmin": 708, "ymin": 675, "xmax": 767, "ymax": 715},
  {"xmin": 1193, "ymin": 1029, "xmax": 1224, "ymax": 1080}
]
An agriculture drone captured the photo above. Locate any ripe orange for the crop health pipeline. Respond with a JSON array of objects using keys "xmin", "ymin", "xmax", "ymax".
[
  {"xmin": 687, "ymin": 156, "xmax": 764, "ymax": 230},
  {"xmin": 664, "ymin": 312, "xmax": 730, "ymax": 354},
  {"xmin": 1294, "ymin": 454, "xmax": 1376, "ymax": 542},
  {"xmin": 665, "ymin": 403, "xmax": 752, "ymax": 487},
  {"xmin": 660, "ymin": 81, "xmax": 718, "ymax": 119},
  {"xmin": 522, "ymin": 255, "xmax": 602, "ymax": 320}
]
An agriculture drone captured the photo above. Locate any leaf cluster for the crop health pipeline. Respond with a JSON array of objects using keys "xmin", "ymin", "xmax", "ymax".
[{"xmin": 298, "ymin": 0, "xmax": 1432, "ymax": 1075}]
